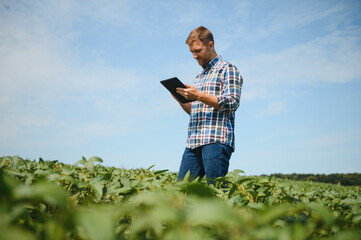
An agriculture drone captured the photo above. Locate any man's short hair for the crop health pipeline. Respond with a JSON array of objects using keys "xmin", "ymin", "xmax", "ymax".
[{"xmin": 186, "ymin": 26, "xmax": 214, "ymax": 46}]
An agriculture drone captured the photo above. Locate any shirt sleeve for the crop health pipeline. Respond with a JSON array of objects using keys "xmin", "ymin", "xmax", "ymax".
[{"xmin": 217, "ymin": 64, "xmax": 243, "ymax": 112}]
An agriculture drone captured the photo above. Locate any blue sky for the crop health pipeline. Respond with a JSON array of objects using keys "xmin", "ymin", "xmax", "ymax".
[{"xmin": 1, "ymin": 0, "xmax": 360, "ymax": 175}]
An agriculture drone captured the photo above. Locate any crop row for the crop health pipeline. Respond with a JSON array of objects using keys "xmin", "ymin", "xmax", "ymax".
[{"xmin": 0, "ymin": 156, "xmax": 360, "ymax": 240}]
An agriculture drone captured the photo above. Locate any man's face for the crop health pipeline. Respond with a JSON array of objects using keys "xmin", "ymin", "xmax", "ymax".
[{"xmin": 188, "ymin": 39, "xmax": 214, "ymax": 68}]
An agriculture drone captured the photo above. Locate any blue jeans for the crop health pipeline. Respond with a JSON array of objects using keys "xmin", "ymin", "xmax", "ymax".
[{"xmin": 177, "ymin": 143, "xmax": 233, "ymax": 185}]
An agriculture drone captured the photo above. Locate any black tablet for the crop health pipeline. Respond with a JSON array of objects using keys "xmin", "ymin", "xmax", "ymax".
[{"xmin": 160, "ymin": 77, "xmax": 195, "ymax": 103}]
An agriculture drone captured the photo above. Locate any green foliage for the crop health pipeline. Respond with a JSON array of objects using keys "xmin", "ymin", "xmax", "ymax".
[
  {"xmin": 270, "ymin": 173, "xmax": 361, "ymax": 186},
  {"xmin": 1, "ymin": 155, "xmax": 361, "ymax": 240}
]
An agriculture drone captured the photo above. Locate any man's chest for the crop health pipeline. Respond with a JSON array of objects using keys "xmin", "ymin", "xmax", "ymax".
[{"xmin": 195, "ymin": 67, "xmax": 225, "ymax": 95}]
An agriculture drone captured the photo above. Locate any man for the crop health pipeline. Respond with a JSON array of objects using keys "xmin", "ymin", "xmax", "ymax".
[{"xmin": 174, "ymin": 26, "xmax": 243, "ymax": 185}]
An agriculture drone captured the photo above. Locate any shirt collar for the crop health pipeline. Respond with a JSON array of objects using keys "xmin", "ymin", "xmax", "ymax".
[{"xmin": 204, "ymin": 55, "xmax": 221, "ymax": 70}]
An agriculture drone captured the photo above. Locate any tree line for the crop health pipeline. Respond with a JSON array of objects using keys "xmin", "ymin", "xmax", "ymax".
[{"xmin": 267, "ymin": 173, "xmax": 361, "ymax": 186}]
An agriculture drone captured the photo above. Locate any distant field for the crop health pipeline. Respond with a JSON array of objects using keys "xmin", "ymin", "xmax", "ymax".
[
  {"xmin": 1, "ymin": 156, "xmax": 360, "ymax": 240},
  {"xmin": 268, "ymin": 173, "xmax": 361, "ymax": 186}
]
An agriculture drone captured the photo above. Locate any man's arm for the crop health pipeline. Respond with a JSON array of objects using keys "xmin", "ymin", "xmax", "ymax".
[
  {"xmin": 176, "ymin": 84, "xmax": 220, "ymax": 110},
  {"xmin": 216, "ymin": 64, "xmax": 242, "ymax": 112},
  {"xmin": 171, "ymin": 94, "xmax": 192, "ymax": 115}
]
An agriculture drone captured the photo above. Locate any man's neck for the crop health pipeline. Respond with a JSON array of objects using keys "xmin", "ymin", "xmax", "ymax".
[{"xmin": 203, "ymin": 52, "xmax": 218, "ymax": 69}]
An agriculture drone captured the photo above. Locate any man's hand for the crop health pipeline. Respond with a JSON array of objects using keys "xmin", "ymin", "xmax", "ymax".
[
  {"xmin": 176, "ymin": 84, "xmax": 201, "ymax": 101},
  {"xmin": 177, "ymin": 84, "xmax": 220, "ymax": 110}
]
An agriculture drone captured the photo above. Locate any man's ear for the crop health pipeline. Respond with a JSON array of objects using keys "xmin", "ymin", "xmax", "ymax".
[{"xmin": 208, "ymin": 41, "xmax": 214, "ymax": 50}]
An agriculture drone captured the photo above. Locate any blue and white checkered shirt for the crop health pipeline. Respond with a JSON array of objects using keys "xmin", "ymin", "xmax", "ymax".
[{"xmin": 186, "ymin": 55, "xmax": 243, "ymax": 151}]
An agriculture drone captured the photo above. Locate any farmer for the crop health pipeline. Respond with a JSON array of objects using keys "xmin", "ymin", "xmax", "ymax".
[{"xmin": 174, "ymin": 26, "xmax": 243, "ymax": 184}]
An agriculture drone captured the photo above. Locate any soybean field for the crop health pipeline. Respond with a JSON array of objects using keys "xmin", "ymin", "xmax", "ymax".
[{"xmin": 1, "ymin": 156, "xmax": 360, "ymax": 240}]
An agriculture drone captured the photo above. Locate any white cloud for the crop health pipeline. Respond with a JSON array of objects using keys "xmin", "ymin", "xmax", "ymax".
[
  {"xmin": 260, "ymin": 1, "xmax": 344, "ymax": 37},
  {"xmin": 239, "ymin": 26, "xmax": 361, "ymax": 101},
  {"xmin": 227, "ymin": 0, "xmax": 351, "ymax": 43},
  {"xmin": 0, "ymin": 1, "xmax": 150, "ymax": 149}
]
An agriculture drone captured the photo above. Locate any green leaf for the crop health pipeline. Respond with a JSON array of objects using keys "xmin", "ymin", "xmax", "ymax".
[
  {"xmin": 88, "ymin": 156, "xmax": 103, "ymax": 165},
  {"xmin": 76, "ymin": 206, "xmax": 118, "ymax": 240},
  {"xmin": 147, "ymin": 164, "xmax": 156, "ymax": 170},
  {"xmin": 187, "ymin": 198, "xmax": 242, "ymax": 225},
  {"xmin": 248, "ymin": 202, "xmax": 266, "ymax": 211},
  {"xmin": 183, "ymin": 182, "xmax": 215, "ymax": 198},
  {"xmin": 75, "ymin": 157, "xmax": 87, "ymax": 166},
  {"xmin": 154, "ymin": 169, "xmax": 169, "ymax": 175},
  {"xmin": 0, "ymin": 226, "xmax": 37, "ymax": 240},
  {"xmin": 259, "ymin": 204, "xmax": 305, "ymax": 224},
  {"xmin": 333, "ymin": 230, "xmax": 361, "ymax": 240},
  {"xmin": 12, "ymin": 156, "xmax": 27, "ymax": 170},
  {"xmin": 308, "ymin": 203, "xmax": 335, "ymax": 227},
  {"xmin": 91, "ymin": 182, "xmax": 104, "ymax": 201},
  {"xmin": 13, "ymin": 181, "xmax": 68, "ymax": 209}
]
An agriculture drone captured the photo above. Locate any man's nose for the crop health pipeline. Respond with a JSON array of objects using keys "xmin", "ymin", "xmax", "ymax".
[{"xmin": 193, "ymin": 53, "xmax": 198, "ymax": 59}]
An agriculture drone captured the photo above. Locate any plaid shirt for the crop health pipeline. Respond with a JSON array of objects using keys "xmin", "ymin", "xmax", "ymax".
[{"xmin": 186, "ymin": 55, "xmax": 242, "ymax": 151}]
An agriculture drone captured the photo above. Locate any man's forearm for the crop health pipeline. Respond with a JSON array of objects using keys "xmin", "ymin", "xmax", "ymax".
[
  {"xmin": 180, "ymin": 102, "xmax": 192, "ymax": 115},
  {"xmin": 198, "ymin": 92, "xmax": 220, "ymax": 110},
  {"xmin": 172, "ymin": 94, "xmax": 192, "ymax": 115},
  {"xmin": 176, "ymin": 84, "xmax": 220, "ymax": 110}
]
